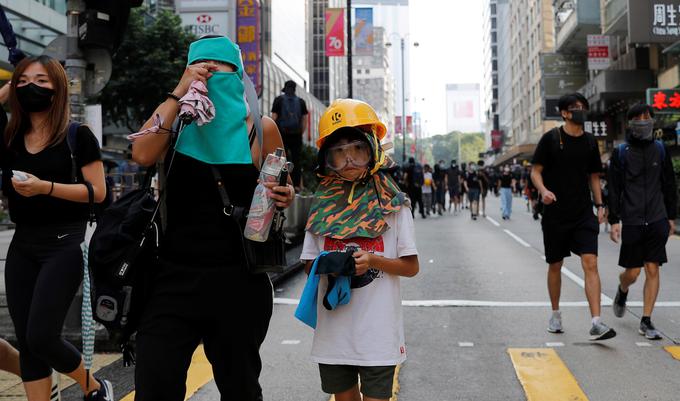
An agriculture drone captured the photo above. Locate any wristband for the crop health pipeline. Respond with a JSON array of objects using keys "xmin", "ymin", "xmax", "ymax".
[
  {"xmin": 47, "ymin": 181, "xmax": 54, "ymax": 196},
  {"xmin": 166, "ymin": 92, "xmax": 181, "ymax": 102},
  {"xmin": 594, "ymin": 203, "xmax": 604, "ymax": 208}
]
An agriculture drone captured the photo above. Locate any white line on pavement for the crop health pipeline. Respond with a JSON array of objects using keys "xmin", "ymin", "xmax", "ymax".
[
  {"xmin": 545, "ymin": 342, "xmax": 564, "ymax": 347},
  {"xmin": 458, "ymin": 342, "xmax": 474, "ymax": 347},
  {"xmin": 273, "ymin": 298, "xmax": 680, "ymax": 307},
  {"xmin": 636, "ymin": 342, "xmax": 652, "ymax": 347},
  {"xmin": 503, "ymin": 229, "xmax": 531, "ymax": 247},
  {"xmin": 486, "ymin": 216, "xmax": 500, "ymax": 226},
  {"xmin": 281, "ymin": 340, "xmax": 301, "ymax": 345}
]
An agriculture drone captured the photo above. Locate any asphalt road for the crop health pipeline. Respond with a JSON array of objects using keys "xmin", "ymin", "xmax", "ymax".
[{"xmin": 191, "ymin": 195, "xmax": 680, "ymax": 401}]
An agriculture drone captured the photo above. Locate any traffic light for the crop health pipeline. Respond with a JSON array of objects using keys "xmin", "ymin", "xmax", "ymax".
[{"xmin": 79, "ymin": 0, "xmax": 143, "ymax": 53}]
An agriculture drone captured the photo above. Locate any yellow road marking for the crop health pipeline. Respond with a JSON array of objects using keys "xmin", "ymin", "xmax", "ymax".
[
  {"xmin": 665, "ymin": 346, "xmax": 680, "ymax": 361},
  {"xmin": 329, "ymin": 364, "xmax": 401, "ymax": 401},
  {"xmin": 507, "ymin": 348, "xmax": 589, "ymax": 401},
  {"xmin": 120, "ymin": 345, "xmax": 213, "ymax": 401}
]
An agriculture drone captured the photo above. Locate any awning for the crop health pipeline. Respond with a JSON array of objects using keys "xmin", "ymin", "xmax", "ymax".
[{"xmin": 493, "ymin": 144, "xmax": 537, "ymax": 166}]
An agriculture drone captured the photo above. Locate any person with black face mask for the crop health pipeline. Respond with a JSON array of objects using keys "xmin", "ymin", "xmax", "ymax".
[
  {"xmin": 531, "ymin": 92, "xmax": 616, "ymax": 341},
  {"xmin": 447, "ymin": 160, "xmax": 461, "ymax": 213},
  {"xmin": 0, "ymin": 56, "xmax": 112, "ymax": 400},
  {"xmin": 607, "ymin": 103, "xmax": 677, "ymax": 340}
]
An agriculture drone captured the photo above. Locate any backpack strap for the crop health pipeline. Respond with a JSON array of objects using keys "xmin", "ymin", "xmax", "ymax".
[
  {"xmin": 617, "ymin": 142, "xmax": 628, "ymax": 171},
  {"xmin": 66, "ymin": 121, "xmax": 80, "ymax": 183},
  {"xmin": 654, "ymin": 139, "xmax": 666, "ymax": 163},
  {"xmin": 551, "ymin": 127, "xmax": 562, "ymax": 151},
  {"xmin": 243, "ymin": 74, "xmax": 264, "ymax": 168}
]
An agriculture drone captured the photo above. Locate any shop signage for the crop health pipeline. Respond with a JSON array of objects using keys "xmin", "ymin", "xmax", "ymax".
[
  {"xmin": 587, "ymin": 35, "xmax": 611, "ymax": 70},
  {"xmin": 236, "ymin": 0, "xmax": 261, "ymax": 91},
  {"xmin": 629, "ymin": 0, "xmax": 680, "ymax": 43},
  {"xmin": 646, "ymin": 88, "xmax": 680, "ymax": 112},
  {"xmin": 584, "ymin": 121, "xmax": 609, "ymax": 137}
]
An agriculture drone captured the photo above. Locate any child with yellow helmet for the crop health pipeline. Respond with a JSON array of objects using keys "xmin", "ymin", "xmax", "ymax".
[{"xmin": 298, "ymin": 99, "xmax": 420, "ymax": 401}]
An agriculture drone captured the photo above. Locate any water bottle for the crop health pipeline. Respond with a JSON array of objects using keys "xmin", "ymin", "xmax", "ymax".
[{"xmin": 245, "ymin": 148, "xmax": 287, "ymax": 242}]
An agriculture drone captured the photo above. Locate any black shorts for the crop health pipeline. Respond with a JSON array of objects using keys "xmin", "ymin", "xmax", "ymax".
[
  {"xmin": 542, "ymin": 213, "xmax": 598, "ymax": 264},
  {"xmin": 619, "ymin": 220, "xmax": 670, "ymax": 268},
  {"xmin": 319, "ymin": 364, "xmax": 396, "ymax": 399},
  {"xmin": 449, "ymin": 186, "xmax": 460, "ymax": 197}
]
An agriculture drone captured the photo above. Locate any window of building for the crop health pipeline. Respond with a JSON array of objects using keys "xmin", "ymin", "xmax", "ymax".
[{"xmin": 491, "ymin": 3, "xmax": 496, "ymax": 14}]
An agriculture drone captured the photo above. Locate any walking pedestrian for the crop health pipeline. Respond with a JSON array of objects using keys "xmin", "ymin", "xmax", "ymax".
[
  {"xmin": 299, "ymin": 98, "xmax": 419, "ymax": 401},
  {"xmin": 404, "ymin": 157, "xmax": 425, "ymax": 219},
  {"xmin": 422, "ymin": 164, "xmax": 434, "ymax": 216},
  {"xmin": 460, "ymin": 163, "xmax": 468, "ymax": 210},
  {"xmin": 131, "ymin": 36, "xmax": 294, "ymax": 401},
  {"xmin": 447, "ymin": 160, "xmax": 461, "ymax": 214},
  {"xmin": 478, "ymin": 161, "xmax": 490, "ymax": 217},
  {"xmin": 531, "ymin": 92, "xmax": 615, "ymax": 341},
  {"xmin": 0, "ymin": 55, "xmax": 112, "ymax": 400},
  {"xmin": 433, "ymin": 161, "xmax": 446, "ymax": 215},
  {"xmin": 271, "ymin": 80, "xmax": 308, "ymax": 190},
  {"xmin": 608, "ymin": 103, "xmax": 677, "ymax": 340},
  {"xmin": 463, "ymin": 162, "xmax": 481, "ymax": 220},
  {"xmin": 498, "ymin": 166, "xmax": 514, "ymax": 220}
]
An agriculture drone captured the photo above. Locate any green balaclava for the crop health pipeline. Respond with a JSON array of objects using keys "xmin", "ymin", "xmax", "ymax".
[{"xmin": 175, "ymin": 36, "xmax": 252, "ymax": 164}]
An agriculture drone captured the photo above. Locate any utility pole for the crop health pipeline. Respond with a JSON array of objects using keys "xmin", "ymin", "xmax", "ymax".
[
  {"xmin": 400, "ymin": 37, "xmax": 405, "ymax": 164},
  {"xmin": 347, "ymin": 0, "xmax": 352, "ymax": 98},
  {"xmin": 66, "ymin": 0, "xmax": 87, "ymax": 123}
]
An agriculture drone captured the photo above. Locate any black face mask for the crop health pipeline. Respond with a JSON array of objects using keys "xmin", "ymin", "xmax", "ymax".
[
  {"xmin": 16, "ymin": 83, "xmax": 55, "ymax": 113},
  {"xmin": 568, "ymin": 109, "xmax": 587, "ymax": 126}
]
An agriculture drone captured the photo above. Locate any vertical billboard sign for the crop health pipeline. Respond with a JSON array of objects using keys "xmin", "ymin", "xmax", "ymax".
[
  {"xmin": 587, "ymin": 35, "xmax": 610, "ymax": 70},
  {"xmin": 326, "ymin": 8, "xmax": 345, "ymax": 57},
  {"xmin": 406, "ymin": 115, "xmax": 413, "ymax": 135},
  {"xmin": 629, "ymin": 0, "xmax": 680, "ymax": 43},
  {"xmin": 395, "ymin": 116, "xmax": 402, "ymax": 134},
  {"xmin": 236, "ymin": 0, "xmax": 261, "ymax": 91},
  {"xmin": 355, "ymin": 8, "xmax": 374, "ymax": 56}
]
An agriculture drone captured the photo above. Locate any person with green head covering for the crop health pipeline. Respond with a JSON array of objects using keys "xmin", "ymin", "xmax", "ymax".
[{"xmin": 131, "ymin": 35, "xmax": 295, "ymax": 401}]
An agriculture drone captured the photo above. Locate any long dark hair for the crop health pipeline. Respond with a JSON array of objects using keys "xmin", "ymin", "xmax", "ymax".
[{"xmin": 5, "ymin": 55, "xmax": 70, "ymax": 148}]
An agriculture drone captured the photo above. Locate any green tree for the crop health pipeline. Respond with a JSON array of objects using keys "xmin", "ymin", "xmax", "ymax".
[{"xmin": 97, "ymin": 9, "xmax": 196, "ymax": 130}]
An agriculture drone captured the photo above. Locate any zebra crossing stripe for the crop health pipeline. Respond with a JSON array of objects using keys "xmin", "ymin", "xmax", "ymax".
[{"xmin": 508, "ymin": 348, "xmax": 589, "ymax": 401}]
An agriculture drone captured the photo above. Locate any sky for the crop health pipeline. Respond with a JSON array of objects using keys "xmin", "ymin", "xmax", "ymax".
[{"xmin": 408, "ymin": 0, "xmax": 485, "ymax": 137}]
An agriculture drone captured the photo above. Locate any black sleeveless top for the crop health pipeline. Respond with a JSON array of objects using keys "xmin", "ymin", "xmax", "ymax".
[{"xmin": 159, "ymin": 149, "xmax": 260, "ymax": 269}]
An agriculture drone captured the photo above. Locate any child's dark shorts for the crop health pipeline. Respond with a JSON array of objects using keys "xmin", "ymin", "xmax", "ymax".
[{"xmin": 319, "ymin": 364, "xmax": 396, "ymax": 399}]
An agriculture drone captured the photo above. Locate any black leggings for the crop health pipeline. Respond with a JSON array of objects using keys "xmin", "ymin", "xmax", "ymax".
[
  {"xmin": 5, "ymin": 223, "xmax": 85, "ymax": 381},
  {"xmin": 134, "ymin": 260, "xmax": 273, "ymax": 401}
]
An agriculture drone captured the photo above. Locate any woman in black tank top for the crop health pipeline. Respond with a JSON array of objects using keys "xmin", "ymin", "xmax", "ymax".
[{"xmin": 130, "ymin": 36, "xmax": 294, "ymax": 401}]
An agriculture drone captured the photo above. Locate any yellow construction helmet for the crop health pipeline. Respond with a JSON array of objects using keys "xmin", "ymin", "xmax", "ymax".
[{"xmin": 317, "ymin": 99, "xmax": 387, "ymax": 148}]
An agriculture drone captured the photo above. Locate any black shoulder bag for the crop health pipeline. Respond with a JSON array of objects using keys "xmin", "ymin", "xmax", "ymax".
[{"xmin": 210, "ymin": 75, "xmax": 287, "ymax": 274}]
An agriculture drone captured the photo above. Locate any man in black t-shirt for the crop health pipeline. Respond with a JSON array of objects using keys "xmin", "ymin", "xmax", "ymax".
[
  {"xmin": 463, "ymin": 162, "xmax": 481, "ymax": 220},
  {"xmin": 531, "ymin": 92, "xmax": 615, "ymax": 341},
  {"xmin": 271, "ymin": 80, "xmax": 308, "ymax": 189}
]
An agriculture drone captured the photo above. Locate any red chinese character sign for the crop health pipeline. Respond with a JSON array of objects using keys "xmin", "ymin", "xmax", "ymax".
[
  {"xmin": 325, "ymin": 8, "xmax": 345, "ymax": 57},
  {"xmin": 587, "ymin": 35, "xmax": 610, "ymax": 70},
  {"xmin": 647, "ymin": 88, "xmax": 680, "ymax": 113},
  {"xmin": 236, "ymin": 0, "xmax": 261, "ymax": 92}
]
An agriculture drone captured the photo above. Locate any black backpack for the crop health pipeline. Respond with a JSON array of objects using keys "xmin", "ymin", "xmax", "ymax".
[
  {"xmin": 277, "ymin": 94, "xmax": 302, "ymax": 131},
  {"xmin": 87, "ymin": 167, "xmax": 159, "ymax": 365},
  {"xmin": 412, "ymin": 163, "xmax": 425, "ymax": 187}
]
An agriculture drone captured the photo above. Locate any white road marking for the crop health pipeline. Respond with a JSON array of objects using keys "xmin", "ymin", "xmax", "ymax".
[
  {"xmin": 503, "ymin": 229, "xmax": 531, "ymax": 247},
  {"xmin": 429, "ymin": 259, "xmax": 434, "ymax": 263},
  {"xmin": 274, "ymin": 298, "xmax": 680, "ymax": 307},
  {"xmin": 281, "ymin": 340, "xmax": 301, "ymax": 345},
  {"xmin": 545, "ymin": 342, "xmax": 564, "ymax": 347},
  {"xmin": 636, "ymin": 342, "xmax": 652, "ymax": 347},
  {"xmin": 458, "ymin": 342, "xmax": 474, "ymax": 347},
  {"xmin": 486, "ymin": 216, "xmax": 500, "ymax": 226}
]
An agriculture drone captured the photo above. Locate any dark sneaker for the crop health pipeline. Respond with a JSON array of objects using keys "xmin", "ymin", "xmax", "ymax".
[
  {"xmin": 639, "ymin": 320, "xmax": 662, "ymax": 340},
  {"xmin": 612, "ymin": 286, "xmax": 627, "ymax": 318},
  {"xmin": 84, "ymin": 379, "xmax": 113, "ymax": 401},
  {"xmin": 547, "ymin": 313, "xmax": 563, "ymax": 333},
  {"xmin": 590, "ymin": 321, "xmax": 616, "ymax": 341}
]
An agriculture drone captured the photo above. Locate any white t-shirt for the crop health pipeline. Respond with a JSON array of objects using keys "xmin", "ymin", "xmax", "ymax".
[
  {"xmin": 300, "ymin": 208, "xmax": 418, "ymax": 366},
  {"xmin": 422, "ymin": 172, "xmax": 433, "ymax": 194}
]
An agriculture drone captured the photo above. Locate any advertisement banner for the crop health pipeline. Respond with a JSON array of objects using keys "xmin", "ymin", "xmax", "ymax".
[
  {"xmin": 236, "ymin": 0, "xmax": 260, "ymax": 91},
  {"xmin": 406, "ymin": 115, "xmax": 413, "ymax": 135},
  {"xmin": 629, "ymin": 0, "xmax": 680, "ymax": 43},
  {"xmin": 325, "ymin": 8, "xmax": 345, "ymax": 57},
  {"xmin": 354, "ymin": 8, "xmax": 374, "ymax": 56},
  {"xmin": 395, "ymin": 116, "xmax": 402, "ymax": 134},
  {"xmin": 491, "ymin": 130, "xmax": 503, "ymax": 150},
  {"xmin": 587, "ymin": 35, "xmax": 611, "ymax": 70}
]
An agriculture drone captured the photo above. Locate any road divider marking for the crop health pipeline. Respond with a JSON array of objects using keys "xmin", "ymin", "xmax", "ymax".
[
  {"xmin": 546, "ymin": 342, "xmax": 564, "ymax": 347},
  {"xmin": 503, "ymin": 229, "xmax": 531, "ymax": 247},
  {"xmin": 560, "ymin": 266, "xmax": 614, "ymax": 304},
  {"xmin": 274, "ymin": 298, "xmax": 680, "ymax": 307},
  {"xmin": 636, "ymin": 342, "xmax": 652, "ymax": 347},
  {"xmin": 508, "ymin": 348, "xmax": 589, "ymax": 401},
  {"xmin": 120, "ymin": 345, "xmax": 213, "ymax": 401},
  {"xmin": 458, "ymin": 342, "xmax": 474, "ymax": 347},
  {"xmin": 281, "ymin": 340, "xmax": 301, "ymax": 345},
  {"xmin": 486, "ymin": 216, "xmax": 500, "ymax": 226},
  {"xmin": 665, "ymin": 346, "xmax": 680, "ymax": 360}
]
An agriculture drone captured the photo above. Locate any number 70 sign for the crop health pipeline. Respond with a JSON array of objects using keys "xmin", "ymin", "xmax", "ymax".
[{"xmin": 325, "ymin": 8, "xmax": 345, "ymax": 57}]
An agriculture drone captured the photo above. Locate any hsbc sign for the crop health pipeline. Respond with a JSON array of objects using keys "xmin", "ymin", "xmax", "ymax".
[{"xmin": 180, "ymin": 11, "xmax": 228, "ymax": 37}]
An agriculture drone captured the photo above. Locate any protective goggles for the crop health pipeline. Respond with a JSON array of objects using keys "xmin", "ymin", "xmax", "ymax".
[{"xmin": 325, "ymin": 140, "xmax": 372, "ymax": 171}]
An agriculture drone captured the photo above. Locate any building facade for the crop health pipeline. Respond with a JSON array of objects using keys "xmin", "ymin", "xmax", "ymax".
[{"xmin": 482, "ymin": 0, "xmax": 499, "ymax": 150}]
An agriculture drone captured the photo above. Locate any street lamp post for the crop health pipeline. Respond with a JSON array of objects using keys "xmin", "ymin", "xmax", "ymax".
[{"xmin": 386, "ymin": 35, "xmax": 418, "ymax": 165}]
